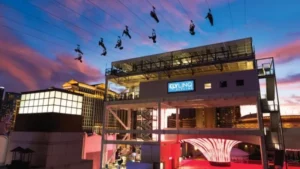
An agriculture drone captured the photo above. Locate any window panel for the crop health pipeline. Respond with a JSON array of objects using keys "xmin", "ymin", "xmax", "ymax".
[
  {"xmin": 38, "ymin": 99, "xmax": 43, "ymax": 106},
  {"xmin": 24, "ymin": 107, "xmax": 28, "ymax": 114},
  {"xmin": 38, "ymin": 106, "xmax": 42, "ymax": 113},
  {"xmin": 49, "ymin": 98, "xmax": 54, "ymax": 105},
  {"xmin": 33, "ymin": 107, "xmax": 38, "ymax": 113},
  {"xmin": 44, "ymin": 92, "xmax": 49, "ymax": 98},
  {"xmin": 34, "ymin": 93, "xmax": 39, "ymax": 99},
  {"xmin": 30, "ymin": 93, "xmax": 35, "ymax": 100},
  {"xmin": 55, "ymin": 91, "xmax": 62, "ymax": 98},
  {"xmin": 54, "ymin": 106, "xmax": 60, "ymax": 113},
  {"xmin": 44, "ymin": 99, "xmax": 49, "ymax": 105},
  {"xmin": 29, "ymin": 100, "xmax": 34, "ymax": 106},
  {"xmin": 66, "ymin": 107, "xmax": 71, "ymax": 114},
  {"xmin": 33, "ymin": 100, "xmax": 38, "ymax": 106},
  {"xmin": 67, "ymin": 94, "xmax": 73, "ymax": 101},
  {"xmin": 204, "ymin": 83, "xmax": 212, "ymax": 89},
  {"xmin": 73, "ymin": 95, "xmax": 78, "ymax": 101},
  {"xmin": 50, "ymin": 91, "xmax": 55, "ymax": 98},
  {"xmin": 20, "ymin": 101, "xmax": 25, "ymax": 107},
  {"xmin": 25, "ymin": 94, "xmax": 30, "ymax": 100},
  {"xmin": 40, "ymin": 92, "xmax": 45, "ymax": 99},
  {"xmin": 67, "ymin": 100, "xmax": 72, "ymax": 107},
  {"xmin": 25, "ymin": 100, "xmax": 29, "ymax": 107},
  {"xmin": 19, "ymin": 107, "xmax": 24, "ymax": 114},
  {"xmin": 61, "ymin": 100, "xmax": 67, "ymax": 106},
  {"xmin": 78, "ymin": 96, "xmax": 83, "ymax": 102},
  {"xmin": 21, "ymin": 95, "xmax": 26, "ymax": 101},
  {"xmin": 62, "ymin": 93, "xmax": 67, "ymax": 99},
  {"xmin": 55, "ymin": 98, "xmax": 61, "ymax": 105},
  {"xmin": 61, "ymin": 106, "xmax": 66, "ymax": 114},
  {"xmin": 77, "ymin": 102, "xmax": 82, "ymax": 109},
  {"xmin": 42, "ymin": 106, "xmax": 48, "ymax": 113},
  {"xmin": 48, "ymin": 105, "xmax": 53, "ymax": 112},
  {"xmin": 28, "ymin": 107, "xmax": 33, "ymax": 113},
  {"xmin": 72, "ymin": 101, "xmax": 77, "ymax": 108},
  {"xmin": 71, "ymin": 108, "xmax": 76, "ymax": 114},
  {"xmin": 77, "ymin": 109, "xmax": 82, "ymax": 115}
]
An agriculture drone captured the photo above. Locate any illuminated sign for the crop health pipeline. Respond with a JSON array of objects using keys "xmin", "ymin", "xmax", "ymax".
[{"xmin": 168, "ymin": 80, "xmax": 195, "ymax": 93}]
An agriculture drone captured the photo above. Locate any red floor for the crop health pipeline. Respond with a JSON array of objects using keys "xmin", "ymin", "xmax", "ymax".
[{"xmin": 179, "ymin": 160, "xmax": 300, "ymax": 169}]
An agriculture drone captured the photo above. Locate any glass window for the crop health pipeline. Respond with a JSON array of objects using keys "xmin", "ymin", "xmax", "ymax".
[
  {"xmin": 77, "ymin": 102, "xmax": 82, "ymax": 109},
  {"xmin": 54, "ymin": 98, "xmax": 61, "ymax": 105},
  {"xmin": 25, "ymin": 100, "xmax": 29, "ymax": 107},
  {"xmin": 236, "ymin": 79, "xmax": 244, "ymax": 86},
  {"xmin": 67, "ymin": 94, "xmax": 73, "ymax": 101},
  {"xmin": 20, "ymin": 101, "xmax": 25, "ymax": 107},
  {"xmin": 60, "ymin": 106, "xmax": 66, "ymax": 114},
  {"xmin": 61, "ymin": 100, "xmax": 67, "ymax": 106},
  {"xmin": 55, "ymin": 91, "xmax": 62, "ymax": 98},
  {"xmin": 78, "ymin": 96, "xmax": 83, "ymax": 102},
  {"xmin": 38, "ymin": 99, "xmax": 43, "ymax": 106},
  {"xmin": 24, "ymin": 107, "xmax": 28, "ymax": 114},
  {"xmin": 29, "ymin": 100, "xmax": 34, "ymax": 106},
  {"xmin": 42, "ymin": 106, "xmax": 48, "ymax": 113},
  {"xmin": 67, "ymin": 100, "xmax": 72, "ymax": 107},
  {"xmin": 73, "ymin": 95, "xmax": 78, "ymax": 101},
  {"xmin": 19, "ymin": 107, "xmax": 24, "ymax": 114},
  {"xmin": 21, "ymin": 95, "xmax": 26, "ymax": 101},
  {"xmin": 50, "ymin": 91, "xmax": 55, "ymax": 98},
  {"xmin": 30, "ymin": 93, "xmax": 35, "ymax": 100},
  {"xmin": 54, "ymin": 106, "xmax": 60, "ymax": 113},
  {"xmin": 66, "ymin": 107, "xmax": 71, "ymax": 114},
  {"xmin": 33, "ymin": 107, "xmax": 38, "ymax": 113},
  {"xmin": 38, "ymin": 106, "xmax": 42, "ymax": 113},
  {"xmin": 40, "ymin": 92, "xmax": 45, "ymax": 99},
  {"xmin": 26, "ymin": 94, "xmax": 30, "ymax": 100},
  {"xmin": 48, "ymin": 105, "xmax": 53, "ymax": 112},
  {"xmin": 34, "ymin": 93, "xmax": 39, "ymax": 99},
  {"xmin": 71, "ymin": 108, "xmax": 76, "ymax": 114},
  {"xmin": 44, "ymin": 99, "xmax": 49, "ymax": 105},
  {"xmin": 204, "ymin": 83, "xmax": 212, "ymax": 89},
  {"xmin": 77, "ymin": 109, "xmax": 82, "ymax": 115},
  {"xmin": 49, "ymin": 98, "xmax": 54, "ymax": 105},
  {"xmin": 72, "ymin": 101, "xmax": 77, "ymax": 108},
  {"xmin": 33, "ymin": 100, "xmax": 38, "ymax": 106},
  {"xmin": 45, "ymin": 92, "xmax": 50, "ymax": 98},
  {"xmin": 28, "ymin": 107, "xmax": 33, "ymax": 113},
  {"xmin": 62, "ymin": 93, "xmax": 67, "ymax": 99}
]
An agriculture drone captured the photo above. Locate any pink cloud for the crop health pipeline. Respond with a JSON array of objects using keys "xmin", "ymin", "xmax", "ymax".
[
  {"xmin": 257, "ymin": 39, "xmax": 300, "ymax": 64},
  {"xmin": 0, "ymin": 27, "xmax": 103, "ymax": 92}
]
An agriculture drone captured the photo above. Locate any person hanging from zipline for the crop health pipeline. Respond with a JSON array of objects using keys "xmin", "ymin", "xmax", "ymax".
[
  {"xmin": 98, "ymin": 38, "xmax": 107, "ymax": 56},
  {"xmin": 148, "ymin": 29, "xmax": 157, "ymax": 43},
  {"xmin": 74, "ymin": 44, "xmax": 83, "ymax": 63},
  {"xmin": 115, "ymin": 36, "xmax": 124, "ymax": 50},
  {"xmin": 150, "ymin": 6, "xmax": 159, "ymax": 23},
  {"xmin": 189, "ymin": 20, "xmax": 196, "ymax": 35},
  {"xmin": 206, "ymin": 9, "xmax": 214, "ymax": 26},
  {"xmin": 122, "ymin": 25, "xmax": 131, "ymax": 39}
]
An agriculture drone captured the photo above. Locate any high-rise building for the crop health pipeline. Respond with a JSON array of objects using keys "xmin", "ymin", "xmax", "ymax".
[
  {"xmin": 62, "ymin": 80, "xmax": 118, "ymax": 134},
  {"xmin": 2, "ymin": 92, "xmax": 21, "ymax": 130}
]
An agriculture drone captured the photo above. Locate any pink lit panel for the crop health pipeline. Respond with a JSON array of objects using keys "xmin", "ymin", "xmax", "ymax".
[{"xmin": 182, "ymin": 138, "xmax": 240, "ymax": 163}]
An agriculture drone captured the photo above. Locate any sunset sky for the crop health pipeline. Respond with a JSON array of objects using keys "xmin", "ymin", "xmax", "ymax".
[{"xmin": 0, "ymin": 0, "xmax": 299, "ymax": 115}]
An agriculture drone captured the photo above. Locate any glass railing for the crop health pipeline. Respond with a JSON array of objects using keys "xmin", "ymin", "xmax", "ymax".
[{"xmin": 106, "ymin": 93, "xmax": 139, "ymax": 101}]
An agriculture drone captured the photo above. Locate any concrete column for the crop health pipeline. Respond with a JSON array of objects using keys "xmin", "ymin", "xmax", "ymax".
[{"xmin": 257, "ymin": 95, "xmax": 268, "ymax": 169}]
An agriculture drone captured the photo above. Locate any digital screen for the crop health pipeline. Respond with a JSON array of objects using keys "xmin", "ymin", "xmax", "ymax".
[{"xmin": 168, "ymin": 80, "xmax": 195, "ymax": 93}]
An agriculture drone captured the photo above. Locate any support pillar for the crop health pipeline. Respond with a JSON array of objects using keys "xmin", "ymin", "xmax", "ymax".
[
  {"xmin": 127, "ymin": 109, "xmax": 131, "ymax": 140},
  {"xmin": 158, "ymin": 101, "xmax": 161, "ymax": 142},
  {"xmin": 100, "ymin": 78, "xmax": 109, "ymax": 169},
  {"xmin": 176, "ymin": 108, "xmax": 179, "ymax": 129},
  {"xmin": 257, "ymin": 95, "xmax": 268, "ymax": 169}
]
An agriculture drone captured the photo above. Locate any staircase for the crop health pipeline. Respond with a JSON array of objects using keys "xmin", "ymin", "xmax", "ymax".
[
  {"xmin": 257, "ymin": 58, "xmax": 285, "ymax": 168},
  {"xmin": 136, "ymin": 109, "xmax": 153, "ymax": 141}
]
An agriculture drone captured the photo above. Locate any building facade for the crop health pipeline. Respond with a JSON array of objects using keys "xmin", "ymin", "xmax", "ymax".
[
  {"xmin": 2, "ymin": 92, "xmax": 21, "ymax": 130},
  {"xmin": 62, "ymin": 80, "xmax": 117, "ymax": 134},
  {"xmin": 0, "ymin": 87, "xmax": 4, "ymax": 115},
  {"xmin": 100, "ymin": 38, "xmax": 285, "ymax": 169}
]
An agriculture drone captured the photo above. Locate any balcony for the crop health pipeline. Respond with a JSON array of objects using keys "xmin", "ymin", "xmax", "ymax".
[
  {"xmin": 256, "ymin": 58, "xmax": 275, "ymax": 77},
  {"xmin": 107, "ymin": 92, "xmax": 139, "ymax": 102}
]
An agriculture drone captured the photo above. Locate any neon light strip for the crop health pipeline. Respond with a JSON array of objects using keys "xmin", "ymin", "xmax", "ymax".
[{"xmin": 182, "ymin": 138, "xmax": 241, "ymax": 162}]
